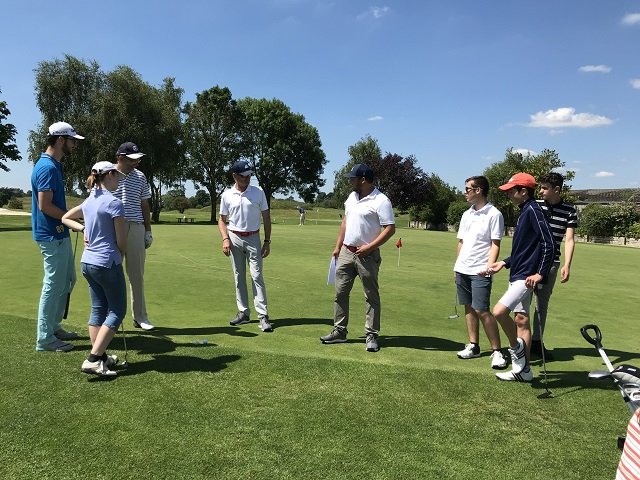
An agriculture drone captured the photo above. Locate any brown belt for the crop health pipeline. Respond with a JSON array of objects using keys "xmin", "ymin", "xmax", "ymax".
[
  {"xmin": 230, "ymin": 230, "xmax": 260, "ymax": 237},
  {"xmin": 343, "ymin": 244, "xmax": 358, "ymax": 253}
]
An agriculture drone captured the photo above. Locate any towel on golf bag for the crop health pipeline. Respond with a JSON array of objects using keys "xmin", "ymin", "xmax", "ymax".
[
  {"xmin": 617, "ymin": 409, "xmax": 640, "ymax": 480},
  {"xmin": 613, "ymin": 365, "xmax": 640, "ymax": 389}
]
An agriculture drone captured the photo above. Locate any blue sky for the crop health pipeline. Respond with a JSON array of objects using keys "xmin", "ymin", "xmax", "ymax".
[{"xmin": 1, "ymin": 0, "xmax": 639, "ymax": 195}]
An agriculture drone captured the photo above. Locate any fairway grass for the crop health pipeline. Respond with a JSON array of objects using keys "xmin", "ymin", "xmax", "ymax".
[{"xmin": 1, "ymin": 223, "xmax": 637, "ymax": 479}]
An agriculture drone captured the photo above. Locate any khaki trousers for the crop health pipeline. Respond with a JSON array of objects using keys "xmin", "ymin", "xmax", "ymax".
[{"xmin": 123, "ymin": 222, "xmax": 148, "ymax": 323}]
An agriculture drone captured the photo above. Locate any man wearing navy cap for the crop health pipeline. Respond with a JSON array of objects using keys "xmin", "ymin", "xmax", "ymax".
[
  {"xmin": 320, "ymin": 163, "xmax": 396, "ymax": 352},
  {"xmin": 113, "ymin": 142, "xmax": 155, "ymax": 330},
  {"xmin": 218, "ymin": 160, "xmax": 273, "ymax": 332},
  {"xmin": 31, "ymin": 122, "xmax": 85, "ymax": 352}
]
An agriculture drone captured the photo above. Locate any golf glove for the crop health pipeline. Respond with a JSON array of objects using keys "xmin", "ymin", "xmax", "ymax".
[{"xmin": 144, "ymin": 231, "xmax": 153, "ymax": 249}]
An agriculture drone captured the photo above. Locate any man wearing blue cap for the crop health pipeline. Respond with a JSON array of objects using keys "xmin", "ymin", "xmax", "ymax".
[
  {"xmin": 218, "ymin": 160, "xmax": 273, "ymax": 332},
  {"xmin": 31, "ymin": 121, "xmax": 85, "ymax": 352},
  {"xmin": 320, "ymin": 163, "xmax": 396, "ymax": 352}
]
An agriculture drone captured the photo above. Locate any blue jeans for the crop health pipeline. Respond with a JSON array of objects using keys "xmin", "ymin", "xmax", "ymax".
[
  {"xmin": 36, "ymin": 237, "xmax": 76, "ymax": 349},
  {"xmin": 81, "ymin": 262, "xmax": 127, "ymax": 330}
]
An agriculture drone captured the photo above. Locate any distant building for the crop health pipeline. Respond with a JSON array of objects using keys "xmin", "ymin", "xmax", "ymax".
[{"xmin": 570, "ymin": 188, "xmax": 640, "ymax": 211}]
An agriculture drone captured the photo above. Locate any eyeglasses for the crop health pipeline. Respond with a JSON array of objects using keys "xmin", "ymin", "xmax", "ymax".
[{"xmin": 464, "ymin": 186, "xmax": 479, "ymax": 193}]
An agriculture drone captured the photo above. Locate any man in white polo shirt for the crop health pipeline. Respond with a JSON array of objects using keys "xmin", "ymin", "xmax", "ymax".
[
  {"xmin": 320, "ymin": 163, "xmax": 395, "ymax": 352},
  {"xmin": 454, "ymin": 175, "xmax": 507, "ymax": 369},
  {"xmin": 218, "ymin": 160, "xmax": 272, "ymax": 332},
  {"xmin": 113, "ymin": 142, "xmax": 154, "ymax": 331}
]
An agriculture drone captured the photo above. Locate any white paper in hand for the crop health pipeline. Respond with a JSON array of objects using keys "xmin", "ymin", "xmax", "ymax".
[{"xmin": 327, "ymin": 256, "xmax": 337, "ymax": 285}]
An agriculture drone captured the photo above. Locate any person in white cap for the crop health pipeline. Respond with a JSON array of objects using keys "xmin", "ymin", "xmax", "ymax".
[
  {"xmin": 113, "ymin": 142, "xmax": 154, "ymax": 330},
  {"xmin": 62, "ymin": 161, "xmax": 127, "ymax": 377},
  {"xmin": 218, "ymin": 160, "xmax": 273, "ymax": 332},
  {"xmin": 31, "ymin": 122, "xmax": 85, "ymax": 352}
]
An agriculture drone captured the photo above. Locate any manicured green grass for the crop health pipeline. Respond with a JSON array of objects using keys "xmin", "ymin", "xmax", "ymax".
[{"xmin": 0, "ymin": 222, "xmax": 637, "ymax": 479}]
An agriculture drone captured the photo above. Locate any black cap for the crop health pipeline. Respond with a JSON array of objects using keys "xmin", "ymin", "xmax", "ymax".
[
  {"xmin": 346, "ymin": 163, "xmax": 374, "ymax": 182},
  {"xmin": 116, "ymin": 142, "xmax": 145, "ymax": 159},
  {"xmin": 231, "ymin": 160, "xmax": 253, "ymax": 175}
]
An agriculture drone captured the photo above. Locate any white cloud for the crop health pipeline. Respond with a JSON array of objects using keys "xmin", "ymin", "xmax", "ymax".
[
  {"xmin": 578, "ymin": 65, "xmax": 611, "ymax": 73},
  {"xmin": 357, "ymin": 6, "xmax": 390, "ymax": 20},
  {"xmin": 621, "ymin": 13, "xmax": 640, "ymax": 25},
  {"xmin": 367, "ymin": 115, "xmax": 383, "ymax": 121},
  {"xmin": 527, "ymin": 107, "xmax": 612, "ymax": 128},
  {"xmin": 594, "ymin": 171, "xmax": 615, "ymax": 177},
  {"xmin": 513, "ymin": 148, "xmax": 537, "ymax": 157},
  {"xmin": 630, "ymin": 79, "xmax": 640, "ymax": 89}
]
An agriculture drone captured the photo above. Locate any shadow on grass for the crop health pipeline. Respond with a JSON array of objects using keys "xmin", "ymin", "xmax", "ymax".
[
  {"xmin": 372, "ymin": 335, "xmax": 461, "ymax": 351},
  {"xmin": 121, "ymin": 353, "xmax": 241, "ymax": 376},
  {"xmin": 272, "ymin": 317, "xmax": 333, "ymax": 328},
  {"xmin": 149, "ymin": 325, "xmax": 259, "ymax": 338},
  {"xmin": 547, "ymin": 346, "xmax": 640, "ymax": 365}
]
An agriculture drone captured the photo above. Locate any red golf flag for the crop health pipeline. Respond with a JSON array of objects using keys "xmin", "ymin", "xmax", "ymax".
[{"xmin": 396, "ymin": 238, "xmax": 402, "ymax": 248}]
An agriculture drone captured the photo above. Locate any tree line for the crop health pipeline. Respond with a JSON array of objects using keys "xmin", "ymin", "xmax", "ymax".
[{"xmin": 1, "ymin": 55, "xmax": 638, "ymax": 236}]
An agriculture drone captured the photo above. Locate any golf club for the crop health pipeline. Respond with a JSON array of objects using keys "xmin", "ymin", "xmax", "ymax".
[
  {"xmin": 447, "ymin": 293, "xmax": 459, "ymax": 319},
  {"xmin": 63, "ymin": 230, "xmax": 80, "ymax": 319},
  {"xmin": 120, "ymin": 322, "xmax": 129, "ymax": 369},
  {"xmin": 536, "ymin": 303, "xmax": 552, "ymax": 399}
]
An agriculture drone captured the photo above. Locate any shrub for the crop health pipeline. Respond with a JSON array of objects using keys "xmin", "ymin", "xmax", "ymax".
[{"xmin": 7, "ymin": 197, "xmax": 23, "ymax": 209}]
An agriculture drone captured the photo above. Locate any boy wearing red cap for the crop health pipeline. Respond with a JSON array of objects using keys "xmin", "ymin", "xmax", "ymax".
[{"xmin": 480, "ymin": 173, "xmax": 555, "ymax": 382}]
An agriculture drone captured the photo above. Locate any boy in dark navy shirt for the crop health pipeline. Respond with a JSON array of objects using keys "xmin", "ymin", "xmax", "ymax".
[{"xmin": 480, "ymin": 173, "xmax": 555, "ymax": 382}]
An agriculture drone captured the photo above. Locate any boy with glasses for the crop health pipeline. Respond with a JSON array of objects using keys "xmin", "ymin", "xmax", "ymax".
[{"xmin": 454, "ymin": 176, "xmax": 507, "ymax": 369}]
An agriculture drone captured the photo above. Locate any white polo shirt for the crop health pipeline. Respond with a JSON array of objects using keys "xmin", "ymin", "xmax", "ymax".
[
  {"xmin": 343, "ymin": 188, "xmax": 395, "ymax": 246},
  {"xmin": 454, "ymin": 202, "xmax": 504, "ymax": 275},
  {"xmin": 219, "ymin": 184, "xmax": 268, "ymax": 232}
]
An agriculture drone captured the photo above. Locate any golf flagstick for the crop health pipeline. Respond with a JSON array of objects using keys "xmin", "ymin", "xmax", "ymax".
[{"xmin": 395, "ymin": 237, "xmax": 402, "ymax": 267}]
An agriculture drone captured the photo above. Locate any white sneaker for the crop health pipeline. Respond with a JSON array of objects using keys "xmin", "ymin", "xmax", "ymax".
[
  {"xmin": 133, "ymin": 319, "xmax": 155, "ymax": 331},
  {"xmin": 508, "ymin": 338, "xmax": 526, "ymax": 374},
  {"xmin": 105, "ymin": 354, "xmax": 118, "ymax": 368},
  {"xmin": 81, "ymin": 359, "xmax": 117, "ymax": 377},
  {"xmin": 457, "ymin": 343, "xmax": 480, "ymax": 359},
  {"xmin": 490, "ymin": 350, "xmax": 508, "ymax": 369},
  {"xmin": 496, "ymin": 367, "xmax": 533, "ymax": 382}
]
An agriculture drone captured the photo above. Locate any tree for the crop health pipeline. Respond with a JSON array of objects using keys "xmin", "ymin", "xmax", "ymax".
[
  {"xmin": 183, "ymin": 86, "xmax": 243, "ymax": 223},
  {"xmin": 191, "ymin": 189, "xmax": 211, "ymax": 208},
  {"xmin": 577, "ymin": 204, "xmax": 615, "ymax": 237},
  {"xmin": 332, "ymin": 135, "xmax": 382, "ymax": 205},
  {"xmin": 447, "ymin": 200, "xmax": 470, "ymax": 230},
  {"xmin": 28, "ymin": 55, "xmax": 103, "ymax": 188},
  {"xmin": 0, "ymin": 89, "xmax": 21, "ymax": 172},
  {"xmin": 483, "ymin": 148, "xmax": 575, "ymax": 226},
  {"xmin": 374, "ymin": 154, "xmax": 433, "ymax": 211},
  {"xmin": 610, "ymin": 202, "xmax": 640, "ymax": 241},
  {"xmin": 30, "ymin": 56, "xmax": 184, "ymax": 221},
  {"xmin": 238, "ymin": 98, "xmax": 327, "ymax": 206}
]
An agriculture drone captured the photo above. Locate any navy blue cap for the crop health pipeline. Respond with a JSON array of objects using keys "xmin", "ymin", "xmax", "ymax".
[
  {"xmin": 231, "ymin": 160, "xmax": 253, "ymax": 176},
  {"xmin": 346, "ymin": 163, "xmax": 374, "ymax": 182},
  {"xmin": 116, "ymin": 142, "xmax": 145, "ymax": 159}
]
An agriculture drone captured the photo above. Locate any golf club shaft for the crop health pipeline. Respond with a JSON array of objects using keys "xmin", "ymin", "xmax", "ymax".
[{"xmin": 63, "ymin": 231, "xmax": 80, "ymax": 320}]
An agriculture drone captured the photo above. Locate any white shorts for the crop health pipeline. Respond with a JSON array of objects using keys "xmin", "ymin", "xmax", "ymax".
[{"xmin": 498, "ymin": 280, "xmax": 533, "ymax": 314}]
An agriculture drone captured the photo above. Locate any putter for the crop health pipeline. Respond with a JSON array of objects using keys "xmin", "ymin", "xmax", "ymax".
[
  {"xmin": 447, "ymin": 294, "xmax": 459, "ymax": 319},
  {"xmin": 536, "ymin": 312, "xmax": 552, "ymax": 399},
  {"xmin": 63, "ymin": 230, "xmax": 80, "ymax": 319},
  {"xmin": 120, "ymin": 322, "xmax": 129, "ymax": 369}
]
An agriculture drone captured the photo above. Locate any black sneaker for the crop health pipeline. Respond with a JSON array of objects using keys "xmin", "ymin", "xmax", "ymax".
[
  {"xmin": 320, "ymin": 328, "xmax": 347, "ymax": 344},
  {"xmin": 230, "ymin": 312, "xmax": 250, "ymax": 326}
]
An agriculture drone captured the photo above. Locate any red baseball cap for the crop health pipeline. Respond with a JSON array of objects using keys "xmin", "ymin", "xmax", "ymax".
[{"xmin": 498, "ymin": 172, "xmax": 536, "ymax": 190}]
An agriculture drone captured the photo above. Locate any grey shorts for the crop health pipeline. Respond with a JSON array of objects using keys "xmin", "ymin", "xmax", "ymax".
[{"xmin": 456, "ymin": 272, "xmax": 492, "ymax": 312}]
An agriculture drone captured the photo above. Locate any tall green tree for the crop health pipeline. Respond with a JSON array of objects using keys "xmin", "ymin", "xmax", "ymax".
[
  {"xmin": 238, "ymin": 98, "xmax": 327, "ymax": 206},
  {"xmin": 332, "ymin": 134, "xmax": 382, "ymax": 205},
  {"xmin": 29, "ymin": 54, "xmax": 103, "ymax": 187},
  {"xmin": 0, "ymin": 89, "xmax": 21, "ymax": 172},
  {"xmin": 183, "ymin": 86, "xmax": 243, "ymax": 223},
  {"xmin": 374, "ymin": 153, "xmax": 432, "ymax": 211},
  {"xmin": 483, "ymin": 148, "xmax": 575, "ymax": 226}
]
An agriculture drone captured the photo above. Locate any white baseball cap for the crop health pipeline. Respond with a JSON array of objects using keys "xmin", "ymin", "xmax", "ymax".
[
  {"xmin": 48, "ymin": 121, "xmax": 85, "ymax": 140},
  {"xmin": 91, "ymin": 161, "xmax": 123, "ymax": 176}
]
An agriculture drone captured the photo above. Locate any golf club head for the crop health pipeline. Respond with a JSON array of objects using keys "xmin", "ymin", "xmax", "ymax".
[
  {"xmin": 537, "ymin": 390, "xmax": 553, "ymax": 399},
  {"xmin": 447, "ymin": 314, "xmax": 459, "ymax": 319},
  {"xmin": 121, "ymin": 361, "xmax": 129, "ymax": 369},
  {"xmin": 588, "ymin": 370, "xmax": 613, "ymax": 381}
]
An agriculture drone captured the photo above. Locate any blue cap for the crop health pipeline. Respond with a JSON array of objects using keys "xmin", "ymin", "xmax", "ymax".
[
  {"xmin": 346, "ymin": 163, "xmax": 374, "ymax": 182},
  {"xmin": 231, "ymin": 160, "xmax": 253, "ymax": 176}
]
